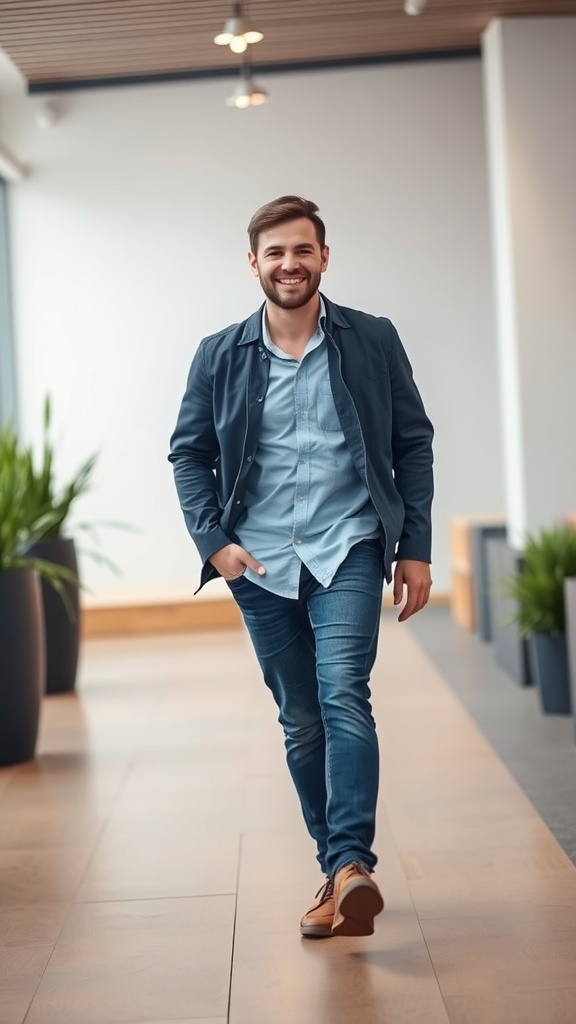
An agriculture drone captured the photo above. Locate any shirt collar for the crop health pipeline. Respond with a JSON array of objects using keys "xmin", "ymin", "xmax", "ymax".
[{"xmin": 261, "ymin": 295, "xmax": 326, "ymax": 355}]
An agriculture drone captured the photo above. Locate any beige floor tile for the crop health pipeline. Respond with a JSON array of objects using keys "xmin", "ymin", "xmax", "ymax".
[
  {"xmin": 444, "ymin": 986, "xmax": 576, "ymax": 1024},
  {"xmin": 130, "ymin": 1020, "xmax": 227, "ymax": 1024},
  {"xmin": 76, "ymin": 833, "xmax": 240, "ymax": 902},
  {"xmin": 0, "ymin": 848, "xmax": 93, "ymax": 907},
  {"xmin": 0, "ymin": 904, "xmax": 69, "ymax": 947},
  {"xmin": 0, "ymin": 944, "xmax": 54, "ymax": 1024},
  {"xmin": 24, "ymin": 896, "xmax": 235, "ymax": 1024},
  {"xmin": 102, "ymin": 786, "xmax": 245, "ymax": 840},
  {"xmin": 0, "ymin": 805, "xmax": 105, "ymax": 851},
  {"xmin": 0, "ymin": 754, "xmax": 130, "ymax": 816},
  {"xmin": 230, "ymin": 899, "xmax": 450, "ymax": 1024},
  {"xmin": 419, "ymin": 902, "xmax": 576, "ymax": 995}
]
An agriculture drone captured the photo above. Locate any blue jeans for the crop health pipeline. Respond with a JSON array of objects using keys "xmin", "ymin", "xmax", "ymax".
[{"xmin": 227, "ymin": 539, "xmax": 383, "ymax": 879}]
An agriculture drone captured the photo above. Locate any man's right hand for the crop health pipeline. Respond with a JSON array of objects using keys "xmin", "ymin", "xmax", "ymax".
[{"xmin": 208, "ymin": 543, "xmax": 266, "ymax": 581}]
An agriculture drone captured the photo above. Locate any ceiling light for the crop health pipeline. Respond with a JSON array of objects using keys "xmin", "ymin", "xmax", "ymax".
[
  {"xmin": 214, "ymin": 3, "xmax": 264, "ymax": 52},
  {"xmin": 225, "ymin": 64, "xmax": 268, "ymax": 109},
  {"xmin": 404, "ymin": 0, "xmax": 428, "ymax": 14}
]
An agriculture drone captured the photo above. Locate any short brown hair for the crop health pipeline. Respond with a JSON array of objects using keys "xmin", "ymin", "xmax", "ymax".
[{"xmin": 248, "ymin": 195, "xmax": 326, "ymax": 254}]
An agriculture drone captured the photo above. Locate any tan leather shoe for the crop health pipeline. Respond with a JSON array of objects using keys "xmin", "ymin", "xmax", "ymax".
[
  {"xmin": 332, "ymin": 862, "xmax": 384, "ymax": 936},
  {"xmin": 299, "ymin": 878, "xmax": 335, "ymax": 938}
]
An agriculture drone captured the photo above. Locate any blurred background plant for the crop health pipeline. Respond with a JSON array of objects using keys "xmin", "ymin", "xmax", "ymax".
[
  {"xmin": 504, "ymin": 524, "xmax": 576, "ymax": 638},
  {"xmin": 21, "ymin": 395, "xmax": 130, "ymax": 579},
  {"xmin": 0, "ymin": 416, "xmax": 77, "ymax": 602}
]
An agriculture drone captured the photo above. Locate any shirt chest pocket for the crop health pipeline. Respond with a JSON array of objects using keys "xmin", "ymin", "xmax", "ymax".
[{"xmin": 317, "ymin": 379, "xmax": 342, "ymax": 432}]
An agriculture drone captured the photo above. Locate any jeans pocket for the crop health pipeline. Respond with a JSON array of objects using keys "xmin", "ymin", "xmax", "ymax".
[{"xmin": 226, "ymin": 571, "xmax": 247, "ymax": 590}]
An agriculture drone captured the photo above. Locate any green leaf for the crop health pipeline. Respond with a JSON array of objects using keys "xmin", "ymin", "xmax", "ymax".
[{"xmin": 502, "ymin": 524, "xmax": 576, "ymax": 637}]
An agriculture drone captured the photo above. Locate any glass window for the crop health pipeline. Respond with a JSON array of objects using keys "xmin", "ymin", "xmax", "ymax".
[{"xmin": 0, "ymin": 176, "xmax": 17, "ymax": 426}]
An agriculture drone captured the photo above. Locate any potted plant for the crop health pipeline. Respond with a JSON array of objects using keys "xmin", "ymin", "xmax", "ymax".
[
  {"xmin": 505, "ymin": 524, "xmax": 576, "ymax": 714},
  {"xmin": 0, "ymin": 419, "xmax": 75, "ymax": 765},
  {"xmin": 22, "ymin": 397, "xmax": 98, "ymax": 695}
]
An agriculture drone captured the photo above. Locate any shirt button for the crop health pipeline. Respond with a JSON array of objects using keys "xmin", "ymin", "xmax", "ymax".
[
  {"xmin": 246, "ymin": 456, "xmax": 253, "ymax": 462},
  {"xmin": 256, "ymin": 396, "xmax": 263, "ymax": 402},
  {"xmin": 235, "ymin": 500, "xmax": 241, "ymax": 505},
  {"xmin": 295, "ymin": 539, "xmax": 302, "ymax": 545}
]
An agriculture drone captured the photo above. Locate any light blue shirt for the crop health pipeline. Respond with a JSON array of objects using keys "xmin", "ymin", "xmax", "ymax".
[{"xmin": 234, "ymin": 298, "xmax": 380, "ymax": 598}]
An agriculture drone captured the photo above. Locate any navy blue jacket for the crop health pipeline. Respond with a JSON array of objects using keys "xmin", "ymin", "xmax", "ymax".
[{"xmin": 169, "ymin": 294, "xmax": 434, "ymax": 590}]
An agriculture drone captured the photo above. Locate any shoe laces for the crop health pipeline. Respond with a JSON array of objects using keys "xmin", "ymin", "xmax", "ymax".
[{"xmin": 315, "ymin": 877, "xmax": 334, "ymax": 904}]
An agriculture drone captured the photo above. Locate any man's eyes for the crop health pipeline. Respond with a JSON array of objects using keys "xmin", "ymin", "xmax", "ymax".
[{"xmin": 266, "ymin": 248, "xmax": 313, "ymax": 258}]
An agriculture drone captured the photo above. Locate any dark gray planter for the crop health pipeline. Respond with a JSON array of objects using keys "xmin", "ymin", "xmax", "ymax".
[
  {"xmin": 486, "ymin": 536, "xmax": 532, "ymax": 687},
  {"xmin": 564, "ymin": 577, "xmax": 576, "ymax": 738},
  {"xmin": 527, "ymin": 633, "xmax": 571, "ymax": 715},
  {"xmin": 470, "ymin": 522, "xmax": 507, "ymax": 642},
  {"xmin": 27, "ymin": 537, "xmax": 80, "ymax": 695},
  {"xmin": 0, "ymin": 569, "xmax": 45, "ymax": 766}
]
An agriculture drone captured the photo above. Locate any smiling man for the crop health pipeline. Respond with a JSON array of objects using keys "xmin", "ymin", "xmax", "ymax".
[{"xmin": 169, "ymin": 196, "xmax": 434, "ymax": 939}]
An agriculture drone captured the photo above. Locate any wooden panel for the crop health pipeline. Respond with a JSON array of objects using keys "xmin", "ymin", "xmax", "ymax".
[
  {"xmin": 450, "ymin": 516, "xmax": 473, "ymax": 566},
  {"xmin": 82, "ymin": 594, "xmax": 448, "ymax": 639},
  {"xmin": 451, "ymin": 568, "xmax": 475, "ymax": 630},
  {"xmin": 81, "ymin": 596, "xmax": 242, "ymax": 637},
  {"xmin": 0, "ymin": 1, "xmax": 575, "ymax": 87}
]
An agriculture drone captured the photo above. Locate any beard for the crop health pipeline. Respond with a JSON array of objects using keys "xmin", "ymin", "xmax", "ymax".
[{"xmin": 258, "ymin": 269, "xmax": 322, "ymax": 310}]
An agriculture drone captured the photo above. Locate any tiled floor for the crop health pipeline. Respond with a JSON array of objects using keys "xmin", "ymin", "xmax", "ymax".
[
  {"xmin": 1, "ymin": 614, "xmax": 576, "ymax": 1023},
  {"xmin": 408, "ymin": 606, "xmax": 576, "ymax": 865}
]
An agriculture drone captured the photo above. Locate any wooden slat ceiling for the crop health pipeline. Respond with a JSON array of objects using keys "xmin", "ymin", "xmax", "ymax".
[{"xmin": 0, "ymin": 0, "xmax": 575, "ymax": 91}]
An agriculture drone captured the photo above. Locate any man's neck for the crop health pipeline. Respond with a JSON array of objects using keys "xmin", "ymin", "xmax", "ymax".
[{"xmin": 265, "ymin": 293, "xmax": 321, "ymax": 360}]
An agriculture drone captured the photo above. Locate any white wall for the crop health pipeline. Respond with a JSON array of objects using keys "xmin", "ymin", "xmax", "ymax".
[
  {"xmin": 483, "ymin": 18, "xmax": 576, "ymax": 548},
  {"xmin": 0, "ymin": 58, "xmax": 503, "ymax": 601}
]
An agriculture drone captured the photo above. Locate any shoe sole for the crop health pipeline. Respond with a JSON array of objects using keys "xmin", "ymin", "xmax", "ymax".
[
  {"xmin": 332, "ymin": 881, "xmax": 384, "ymax": 937},
  {"xmin": 300, "ymin": 924, "xmax": 333, "ymax": 939}
]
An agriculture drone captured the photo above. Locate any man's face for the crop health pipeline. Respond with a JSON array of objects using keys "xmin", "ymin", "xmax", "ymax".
[{"xmin": 248, "ymin": 217, "xmax": 329, "ymax": 310}]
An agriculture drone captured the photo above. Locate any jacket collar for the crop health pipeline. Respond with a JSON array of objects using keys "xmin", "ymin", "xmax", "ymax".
[{"xmin": 237, "ymin": 292, "xmax": 350, "ymax": 346}]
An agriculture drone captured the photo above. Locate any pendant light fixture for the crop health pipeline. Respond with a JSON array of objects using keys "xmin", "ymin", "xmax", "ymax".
[
  {"xmin": 225, "ymin": 59, "xmax": 268, "ymax": 108},
  {"xmin": 214, "ymin": 3, "xmax": 264, "ymax": 54}
]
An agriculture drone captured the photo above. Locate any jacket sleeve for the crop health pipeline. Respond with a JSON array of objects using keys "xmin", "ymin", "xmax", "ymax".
[
  {"xmin": 168, "ymin": 343, "xmax": 231, "ymax": 564},
  {"xmin": 388, "ymin": 324, "xmax": 434, "ymax": 563}
]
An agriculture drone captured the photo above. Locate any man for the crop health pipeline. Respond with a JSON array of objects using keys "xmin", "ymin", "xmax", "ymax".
[{"xmin": 169, "ymin": 196, "xmax": 434, "ymax": 939}]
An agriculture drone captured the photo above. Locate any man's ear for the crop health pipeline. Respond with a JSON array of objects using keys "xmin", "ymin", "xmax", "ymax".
[
  {"xmin": 248, "ymin": 250, "xmax": 259, "ymax": 277},
  {"xmin": 321, "ymin": 245, "xmax": 330, "ymax": 273}
]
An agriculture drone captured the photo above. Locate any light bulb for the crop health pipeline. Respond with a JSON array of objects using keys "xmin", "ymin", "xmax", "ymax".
[
  {"xmin": 230, "ymin": 35, "xmax": 248, "ymax": 53},
  {"xmin": 244, "ymin": 29, "xmax": 264, "ymax": 44}
]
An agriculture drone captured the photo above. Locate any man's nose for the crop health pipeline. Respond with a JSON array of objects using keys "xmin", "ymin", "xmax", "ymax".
[{"xmin": 281, "ymin": 252, "xmax": 299, "ymax": 272}]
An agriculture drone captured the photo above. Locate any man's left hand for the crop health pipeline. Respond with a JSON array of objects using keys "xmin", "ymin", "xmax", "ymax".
[{"xmin": 393, "ymin": 559, "xmax": 432, "ymax": 622}]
